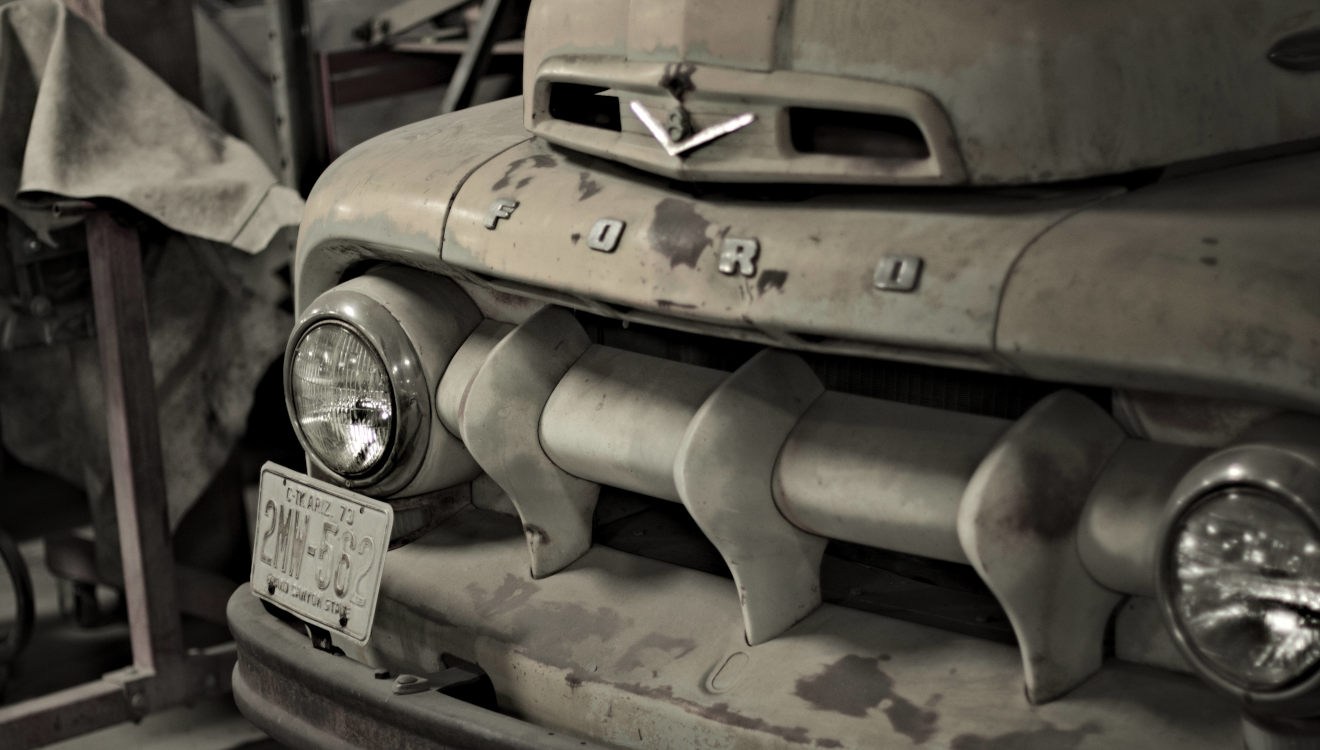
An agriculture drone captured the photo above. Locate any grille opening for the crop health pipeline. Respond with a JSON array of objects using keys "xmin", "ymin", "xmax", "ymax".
[
  {"xmin": 548, "ymin": 83, "xmax": 622, "ymax": 132},
  {"xmin": 573, "ymin": 311, "xmax": 1110, "ymax": 420},
  {"xmin": 790, "ymin": 108, "xmax": 930, "ymax": 160},
  {"xmin": 591, "ymin": 488, "xmax": 1015, "ymax": 644}
]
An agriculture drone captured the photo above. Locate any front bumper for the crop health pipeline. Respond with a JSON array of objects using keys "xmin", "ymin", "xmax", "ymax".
[
  {"xmin": 228, "ymin": 587, "xmax": 608, "ymax": 750},
  {"xmin": 232, "ymin": 506, "xmax": 1243, "ymax": 750}
]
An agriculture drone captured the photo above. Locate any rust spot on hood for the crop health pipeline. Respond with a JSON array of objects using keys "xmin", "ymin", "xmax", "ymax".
[
  {"xmin": 649, "ymin": 199, "xmax": 711, "ymax": 268},
  {"xmin": 578, "ymin": 172, "xmax": 602, "ymax": 201},
  {"xmin": 795, "ymin": 655, "xmax": 939, "ymax": 744},
  {"xmin": 492, "ymin": 155, "xmax": 556, "ymax": 191},
  {"xmin": 757, "ymin": 270, "xmax": 788, "ymax": 296}
]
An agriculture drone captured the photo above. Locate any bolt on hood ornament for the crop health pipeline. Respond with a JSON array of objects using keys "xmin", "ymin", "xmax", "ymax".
[{"xmin": 629, "ymin": 101, "xmax": 755, "ymax": 157}]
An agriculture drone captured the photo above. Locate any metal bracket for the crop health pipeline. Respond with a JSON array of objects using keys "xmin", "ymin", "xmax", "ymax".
[
  {"xmin": 361, "ymin": 0, "xmax": 471, "ymax": 47},
  {"xmin": 673, "ymin": 348, "xmax": 827, "ymax": 645},
  {"xmin": 459, "ymin": 306, "xmax": 598, "ymax": 578},
  {"xmin": 957, "ymin": 390, "xmax": 1126, "ymax": 703}
]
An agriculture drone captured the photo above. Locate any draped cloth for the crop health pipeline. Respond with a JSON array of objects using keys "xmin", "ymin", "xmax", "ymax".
[
  {"xmin": 0, "ymin": 0, "xmax": 302, "ymax": 248},
  {"xmin": 0, "ymin": 0, "xmax": 302, "ymax": 578}
]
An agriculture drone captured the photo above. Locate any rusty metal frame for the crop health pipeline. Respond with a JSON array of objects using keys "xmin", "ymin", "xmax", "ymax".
[{"xmin": 0, "ymin": 213, "xmax": 236, "ymax": 749}]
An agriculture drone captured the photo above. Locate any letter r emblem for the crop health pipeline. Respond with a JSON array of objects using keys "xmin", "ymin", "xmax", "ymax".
[{"xmin": 718, "ymin": 238, "xmax": 759, "ymax": 277}]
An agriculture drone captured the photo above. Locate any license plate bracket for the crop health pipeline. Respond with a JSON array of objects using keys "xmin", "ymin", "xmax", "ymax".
[{"xmin": 250, "ymin": 463, "xmax": 393, "ymax": 645}]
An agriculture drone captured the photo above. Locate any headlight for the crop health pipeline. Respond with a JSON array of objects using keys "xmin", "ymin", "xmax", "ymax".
[
  {"xmin": 284, "ymin": 268, "xmax": 485, "ymax": 498},
  {"xmin": 1159, "ymin": 430, "xmax": 1320, "ymax": 717},
  {"xmin": 1167, "ymin": 487, "xmax": 1320, "ymax": 691},
  {"xmin": 290, "ymin": 323, "xmax": 394, "ymax": 476},
  {"xmin": 284, "ymin": 281, "xmax": 433, "ymax": 496}
]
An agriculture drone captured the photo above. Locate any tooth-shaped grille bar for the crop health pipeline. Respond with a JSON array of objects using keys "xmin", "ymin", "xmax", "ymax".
[
  {"xmin": 412, "ymin": 299, "xmax": 1206, "ymax": 701},
  {"xmin": 457, "ymin": 306, "xmax": 598, "ymax": 578},
  {"xmin": 958, "ymin": 391, "xmax": 1127, "ymax": 703},
  {"xmin": 672, "ymin": 349, "xmax": 829, "ymax": 645}
]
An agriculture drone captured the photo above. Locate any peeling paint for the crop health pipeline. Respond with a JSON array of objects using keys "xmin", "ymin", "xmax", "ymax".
[
  {"xmin": 614, "ymin": 632, "xmax": 697, "ymax": 673},
  {"xmin": 466, "ymin": 573, "xmax": 541, "ymax": 618},
  {"xmin": 613, "ymin": 682, "xmax": 822, "ymax": 746},
  {"xmin": 492, "ymin": 154, "xmax": 557, "ymax": 191},
  {"xmin": 757, "ymin": 269, "xmax": 789, "ymax": 295},
  {"xmin": 794, "ymin": 655, "xmax": 939, "ymax": 744},
  {"xmin": 950, "ymin": 720, "xmax": 1101, "ymax": 750},
  {"xmin": 648, "ymin": 199, "xmax": 711, "ymax": 269},
  {"xmin": 578, "ymin": 172, "xmax": 602, "ymax": 201}
]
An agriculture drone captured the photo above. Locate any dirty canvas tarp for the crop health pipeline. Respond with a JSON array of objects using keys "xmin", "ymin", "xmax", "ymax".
[
  {"xmin": 0, "ymin": 0, "xmax": 303, "ymax": 577},
  {"xmin": 0, "ymin": 0, "xmax": 301, "ymax": 250}
]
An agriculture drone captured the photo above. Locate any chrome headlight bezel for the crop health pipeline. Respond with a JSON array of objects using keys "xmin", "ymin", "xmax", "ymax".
[
  {"xmin": 1158, "ymin": 443, "xmax": 1320, "ymax": 716},
  {"xmin": 284, "ymin": 288, "xmax": 431, "ymax": 497}
]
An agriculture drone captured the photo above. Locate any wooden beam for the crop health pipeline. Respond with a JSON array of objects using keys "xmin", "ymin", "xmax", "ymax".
[{"xmin": 86, "ymin": 213, "xmax": 185, "ymax": 675}]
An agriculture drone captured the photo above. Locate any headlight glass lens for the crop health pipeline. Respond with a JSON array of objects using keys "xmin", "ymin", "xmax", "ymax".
[
  {"xmin": 1171, "ymin": 487, "xmax": 1320, "ymax": 690},
  {"xmin": 291, "ymin": 323, "xmax": 394, "ymax": 476}
]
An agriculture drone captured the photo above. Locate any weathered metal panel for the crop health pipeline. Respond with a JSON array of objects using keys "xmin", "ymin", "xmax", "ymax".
[
  {"xmin": 441, "ymin": 136, "xmax": 1112, "ymax": 360},
  {"xmin": 775, "ymin": 391, "xmax": 1005, "ymax": 565},
  {"xmin": 525, "ymin": 58, "xmax": 968, "ymax": 185},
  {"xmin": 459, "ymin": 306, "xmax": 599, "ymax": 578},
  {"xmin": 229, "ymin": 589, "xmax": 610, "ymax": 750},
  {"xmin": 542, "ymin": 345, "xmax": 724, "ymax": 502},
  {"xmin": 293, "ymin": 96, "xmax": 531, "ymax": 312},
  {"xmin": 958, "ymin": 391, "xmax": 1126, "ymax": 704},
  {"xmin": 523, "ymin": 0, "xmax": 1320, "ymax": 184},
  {"xmin": 335, "ymin": 507, "xmax": 1242, "ymax": 749},
  {"xmin": 997, "ymin": 151, "xmax": 1320, "ymax": 414}
]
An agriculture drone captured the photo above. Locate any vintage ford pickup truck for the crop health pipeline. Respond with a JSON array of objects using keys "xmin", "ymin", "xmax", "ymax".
[{"xmin": 229, "ymin": 2, "xmax": 1320, "ymax": 748}]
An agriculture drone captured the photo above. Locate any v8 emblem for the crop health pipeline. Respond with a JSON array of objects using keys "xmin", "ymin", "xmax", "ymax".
[{"xmin": 717, "ymin": 238, "xmax": 759, "ymax": 277}]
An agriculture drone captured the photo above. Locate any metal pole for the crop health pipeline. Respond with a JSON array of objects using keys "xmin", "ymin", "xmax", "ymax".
[
  {"xmin": 438, "ymin": 0, "xmax": 508, "ymax": 114},
  {"xmin": 267, "ymin": 0, "xmax": 326, "ymax": 193}
]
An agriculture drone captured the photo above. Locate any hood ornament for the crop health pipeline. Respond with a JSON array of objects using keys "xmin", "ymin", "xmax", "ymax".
[{"xmin": 630, "ymin": 101, "xmax": 755, "ymax": 157}]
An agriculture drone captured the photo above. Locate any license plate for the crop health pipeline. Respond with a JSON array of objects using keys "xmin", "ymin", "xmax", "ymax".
[{"xmin": 250, "ymin": 463, "xmax": 393, "ymax": 645}]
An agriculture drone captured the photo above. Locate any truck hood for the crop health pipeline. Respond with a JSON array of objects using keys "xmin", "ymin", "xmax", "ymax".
[
  {"xmin": 297, "ymin": 97, "xmax": 1320, "ymax": 414},
  {"xmin": 522, "ymin": 0, "xmax": 1320, "ymax": 185}
]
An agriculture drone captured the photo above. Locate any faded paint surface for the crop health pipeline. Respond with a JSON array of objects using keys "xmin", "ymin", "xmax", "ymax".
[
  {"xmin": 298, "ymin": 98, "xmax": 1320, "ymax": 416},
  {"xmin": 442, "ymin": 137, "xmax": 1111, "ymax": 360},
  {"xmin": 527, "ymin": 59, "xmax": 967, "ymax": 185},
  {"xmin": 999, "ymin": 150, "xmax": 1320, "ymax": 414},
  {"xmin": 351, "ymin": 507, "xmax": 1241, "ymax": 749},
  {"xmin": 522, "ymin": 0, "xmax": 1320, "ymax": 184},
  {"xmin": 294, "ymin": 97, "xmax": 531, "ymax": 312},
  {"xmin": 625, "ymin": 0, "xmax": 781, "ymax": 71},
  {"xmin": 957, "ymin": 393, "xmax": 1127, "ymax": 703}
]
